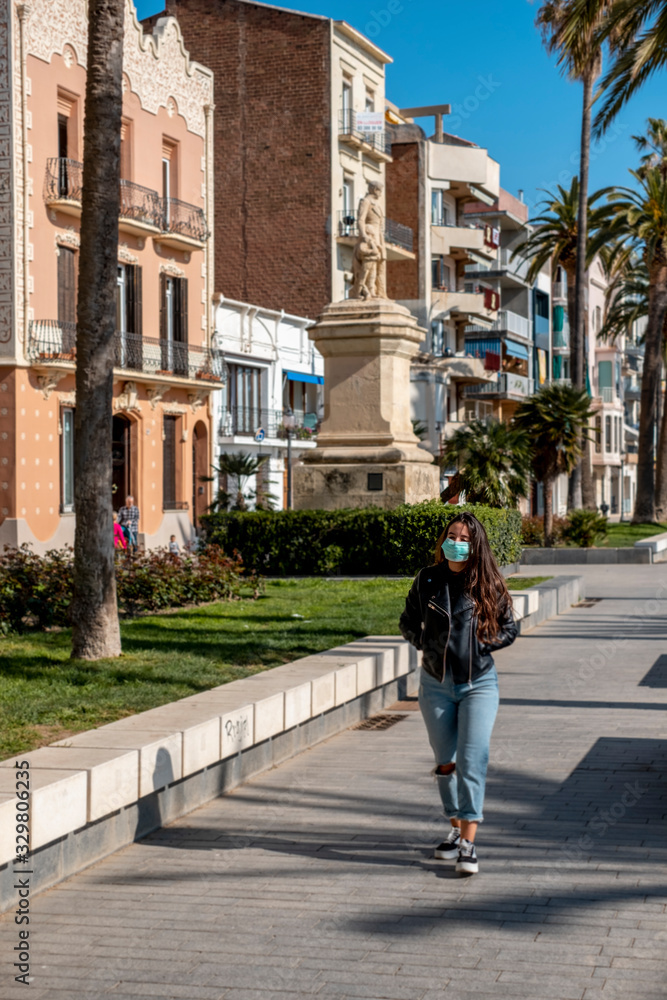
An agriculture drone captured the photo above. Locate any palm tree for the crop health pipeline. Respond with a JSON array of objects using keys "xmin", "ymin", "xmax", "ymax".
[
  {"xmin": 206, "ymin": 452, "xmax": 270, "ymax": 511},
  {"xmin": 514, "ymin": 384, "xmax": 594, "ymax": 545},
  {"xmin": 440, "ymin": 419, "xmax": 533, "ymax": 508},
  {"xmin": 514, "ymin": 179, "xmax": 608, "ymax": 507},
  {"xmin": 568, "ymin": 1, "xmax": 667, "ymax": 137},
  {"xmin": 599, "ymin": 166, "xmax": 667, "ymax": 522},
  {"xmin": 633, "ymin": 117, "xmax": 667, "ymax": 179},
  {"xmin": 70, "ymin": 0, "xmax": 125, "ymax": 660},
  {"xmin": 535, "ymin": 1, "xmax": 618, "ymax": 397}
]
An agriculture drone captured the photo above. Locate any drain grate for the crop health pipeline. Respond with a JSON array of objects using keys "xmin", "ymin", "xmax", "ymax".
[
  {"xmin": 353, "ymin": 713, "xmax": 408, "ymax": 731},
  {"xmin": 574, "ymin": 598, "xmax": 603, "ymax": 608}
]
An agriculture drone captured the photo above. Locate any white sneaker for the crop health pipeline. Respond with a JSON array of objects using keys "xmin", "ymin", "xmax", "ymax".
[
  {"xmin": 433, "ymin": 827, "xmax": 461, "ymax": 860},
  {"xmin": 456, "ymin": 838, "xmax": 479, "ymax": 875}
]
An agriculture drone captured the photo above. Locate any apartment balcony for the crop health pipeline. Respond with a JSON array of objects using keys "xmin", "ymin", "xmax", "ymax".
[
  {"xmin": 158, "ymin": 197, "xmax": 209, "ymax": 251},
  {"xmin": 44, "ymin": 160, "xmax": 207, "ymax": 249},
  {"xmin": 336, "ymin": 211, "xmax": 414, "ymax": 261},
  {"xmin": 498, "ymin": 247, "xmax": 530, "ymax": 284},
  {"xmin": 437, "ymin": 354, "xmax": 497, "ymax": 384},
  {"xmin": 624, "ymin": 384, "xmax": 642, "ymax": 401},
  {"xmin": 463, "ymin": 372, "xmax": 534, "ymax": 400},
  {"xmin": 27, "ymin": 320, "xmax": 224, "ymax": 384},
  {"xmin": 434, "ymin": 285, "xmax": 499, "ymax": 327},
  {"xmin": 218, "ymin": 407, "xmax": 319, "ymax": 443},
  {"xmin": 338, "ymin": 109, "xmax": 392, "ymax": 162},
  {"xmin": 431, "ymin": 221, "xmax": 497, "ymax": 262},
  {"xmin": 465, "ymin": 309, "xmax": 529, "ymax": 339},
  {"xmin": 118, "ymin": 179, "xmax": 163, "ymax": 236},
  {"xmin": 44, "ymin": 157, "xmax": 83, "ymax": 218},
  {"xmin": 552, "ymin": 281, "xmax": 568, "ymax": 302}
]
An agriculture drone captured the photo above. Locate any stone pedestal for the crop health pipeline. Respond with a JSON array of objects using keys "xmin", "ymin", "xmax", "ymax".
[{"xmin": 293, "ymin": 298, "xmax": 440, "ymax": 510}]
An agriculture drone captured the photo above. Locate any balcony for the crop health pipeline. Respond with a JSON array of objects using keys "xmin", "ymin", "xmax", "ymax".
[
  {"xmin": 498, "ymin": 247, "xmax": 530, "ymax": 283},
  {"xmin": 464, "ymin": 372, "xmax": 534, "ymax": 399},
  {"xmin": 430, "ymin": 221, "xmax": 497, "ymax": 261},
  {"xmin": 336, "ymin": 210, "xmax": 414, "ymax": 261},
  {"xmin": 437, "ymin": 354, "xmax": 497, "ymax": 384},
  {"xmin": 465, "ymin": 309, "xmax": 530, "ymax": 339},
  {"xmin": 44, "ymin": 157, "xmax": 83, "ymax": 217},
  {"xmin": 27, "ymin": 320, "xmax": 224, "ymax": 383},
  {"xmin": 338, "ymin": 109, "xmax": 392, "ymax": 162},
  {"xmin": 158, "ymin": 197, "xmax": 209, "ymax": 251},
  {"xmin": 219, "ymin": 407, "xmax": 319, "ymax": 442},
  {"xmin": 119, "ymin": 179, "xmax": 163, "ymax": 236},
  {"xmin": 434, "ymin": 286, "xmax": 499, "ymax": 327},
  {"xmin": 552, "ymin": 281, "xmax": 568, "ymax": 302}
]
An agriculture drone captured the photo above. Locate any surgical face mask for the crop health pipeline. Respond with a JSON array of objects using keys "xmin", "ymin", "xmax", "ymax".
[{"xmin": 442, "ymin": 538, "xmax": 470, "ymax": 562}]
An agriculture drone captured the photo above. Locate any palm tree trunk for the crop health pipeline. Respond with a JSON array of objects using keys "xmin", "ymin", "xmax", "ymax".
[
  {"xmin": 655, "ymin": 345, "xmax": 667, "ymax": 521},
  {"xmin": 566, "ymin": 270, "xmax": 582, "ymax": 509},
  {"xmin": 543, "ymin": 475, "xmax": 554, "ymax": 547},
  {"xmin": 70, "ymin": 0, "xmax": 125, "ymax": 659},
  {"xmin": 569, "ymin": 71, "xmax": 594, "ymax": 512},
  {"xmin": 634, "ymin": 264, "xmax": 667, "ymax": 523}
]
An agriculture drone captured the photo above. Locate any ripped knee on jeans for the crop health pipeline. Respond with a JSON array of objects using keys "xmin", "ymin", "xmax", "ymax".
[{"xmin": 434, "ymin": 762, "xmax": 455, "ymax": 776}]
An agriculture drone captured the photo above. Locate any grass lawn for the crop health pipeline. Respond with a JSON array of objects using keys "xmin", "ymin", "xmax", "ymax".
[
  {"xmin": 506, "ymin": 576, "xmax": 552, "ymax": 589},
  {"xmin": 601, "ymin": 522, "xmax": 667, "ymax": 548},
  {"xmin": 0, "ymin": 577, "xmax": 415, "ymax": 759}
]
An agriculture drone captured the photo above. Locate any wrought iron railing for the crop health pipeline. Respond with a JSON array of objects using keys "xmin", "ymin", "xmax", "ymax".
[
  {"xmin": 463, "ymin": 373, "xmax": 534, "ymax": 398},
  {"xmin": 44, "ymin": 157, "xmax": 83, "ymax": 203},
  {"xmin": 27, "ymin": 321, "xmax": 224, "ymax": 381},
  {"xmin": 161, "ymin": 197, "xmax": 209, "ymax": 243},
  {"xmin": 219, "ymin": 407, "xmax": 319, "ymax": 440},
  {"xmin": 44, "ymin": 160, "xmax": 208, "ymax": 241},
  {"xmin": 119, "ymin": 179, "xmax": 163, "ymax": 229},
  {"xmin": 336, "ymin": 210, "xmax": 413, "ymax": 252},
  {"xmin": 338, "ymin": 109, "xmax": 392, "ymax": 156},
  {"xmin": 163, "ymin": 500, "xmax": 189, "ymax": 511}
]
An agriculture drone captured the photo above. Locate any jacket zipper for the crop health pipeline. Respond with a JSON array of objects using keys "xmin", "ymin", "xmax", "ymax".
[{"xmin": 427, "ymin": 598, "xmax": 450, "ymax": 683}]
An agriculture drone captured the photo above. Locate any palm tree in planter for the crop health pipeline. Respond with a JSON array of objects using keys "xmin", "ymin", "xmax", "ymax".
[
  {"xmin": 514, "ymin": 384, "xmax": 594, "ymax": 546},
  {"xmin": 205, "ymin": 452, "xmax": 272, "ymax": 511},
  {"xmin": 440, "ymin": 419, "xmax": 533, "ymax": 508},
  {"xmin": 514, "ymin": 178, "xmax": 609, "ymax": 508}
]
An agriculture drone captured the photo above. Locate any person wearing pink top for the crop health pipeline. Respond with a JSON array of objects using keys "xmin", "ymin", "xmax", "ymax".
[{"xmin": 113, "ymin": 511, "xmax": 127, "ymax": 550}]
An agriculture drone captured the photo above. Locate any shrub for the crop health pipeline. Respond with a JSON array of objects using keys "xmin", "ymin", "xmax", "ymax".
[
  {"xmin": 562, "ymin": 509, "xmax": 608, "ymax": 548},
  {"xmin": 521, "ymin": 514, "xmax": 567, "ymax": 547},
  {"xmin": 200, "ymin": 501, "xmax": 523, "ymax": 577},
  {"xmin": 0, "ymin": 544, "xmax": 260, "ymax": 636}
]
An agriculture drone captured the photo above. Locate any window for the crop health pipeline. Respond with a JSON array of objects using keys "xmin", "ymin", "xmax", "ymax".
[
  {"xmin": 595, "ymin": 415, "xmax": 602, "ymax": 454},
  {"xmin": 120, "ymin": 119, "xmax": 132, "ymax": 180},
  {"xmin": 594, "ymin": 305, "xmax": 602, "ymax": 333},
  {"xmin": 432, "ymin": 256, "xmax": 451, "ymax": 290},
  {"xmin": 614, "ymin": 416, "xmax": 620, "ymax": 454},
  {"xmin": 162, "ymin": 138, "xmax": 178, "ymax": 223},
  {"xmin": 605, "ymin": 415, "xmax": 612, "ymax": 453},
  {"xmin": 431, "ymin": 320, "xmax": 445, "ymax": 357},
  {"xmin": 431, "ymin": 189, "xmax": 448, "ymax": 226},
  {"xmin": 342, "ymin": 77, "xmax": 352, "ymax": 114},
  {"xmin": 159, "ymin": 274, "xmax": 188, "ymax": 375},
  {"xmin": 229, "ymin": 363, "xmax": 262, "ymax": 433},
  {"xmin": 116, "ymin": 264, "xmax": 142, "ymax": 335},
  {"xmin": 163, "ymin": 415, "xmax": 177, "ymax": 509},
  {"xmin": 57, "ymin": 91, "xmax": 78, "ymax": 197},
  {"xmin": 365, "ymin": 89, "xmax": 375, "ymax": 112},
  {"xmin": 61, "ymin": 407, "xmax": 75, "ymax": 512},
  {"xmin": 341, "ymin": 176, "xmax": 355, "ymax": 233},
  {"xmin": 57, "ymin": 247, "xmax": 77, "ymax": 327}
]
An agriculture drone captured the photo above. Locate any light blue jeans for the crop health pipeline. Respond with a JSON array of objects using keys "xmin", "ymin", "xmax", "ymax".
[{"xmin": 419, "ymin": 665, "xmax": 499, "ymax": 822}]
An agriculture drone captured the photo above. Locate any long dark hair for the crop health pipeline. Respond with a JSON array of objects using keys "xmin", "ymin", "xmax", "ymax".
[{"xmin": 435, "ymin": 512, "xmax": 511, "ymax": 642}]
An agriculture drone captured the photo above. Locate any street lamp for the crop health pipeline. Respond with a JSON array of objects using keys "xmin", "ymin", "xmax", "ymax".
[{"xmin": 283, "ymin": 406, "xmax": 296, "ymax": 509}]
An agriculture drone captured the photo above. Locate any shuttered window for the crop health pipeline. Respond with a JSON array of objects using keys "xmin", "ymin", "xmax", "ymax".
[
  {"xmin": 163, "ymin": 415, "xmax": 177, "ymax": 507},
  {"xmin": 159, "ymin": 274, "xmax": 188, "ymax": 375},
  {"xmin": 57, "ymin": 247, "xmax": 77, "ymax": 326},
  {"xmin": 61, "ymin": 407, "xmax": 75, "ymax": 512}
]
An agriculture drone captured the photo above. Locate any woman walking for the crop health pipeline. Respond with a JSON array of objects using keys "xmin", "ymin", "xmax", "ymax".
[{"xmin": 399, "ymin": 512, "xmax": 517, "ymax": 875}]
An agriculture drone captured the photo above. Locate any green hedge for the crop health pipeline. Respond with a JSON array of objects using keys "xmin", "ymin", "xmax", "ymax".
[{"xmin": 201, "ymin": 501, "xmax": 522, "ymax": 577}]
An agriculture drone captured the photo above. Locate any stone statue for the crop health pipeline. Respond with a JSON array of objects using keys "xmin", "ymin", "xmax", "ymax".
[{"xmin": 351, "ymin": 181, "xmax": 387, "ymax": 300}]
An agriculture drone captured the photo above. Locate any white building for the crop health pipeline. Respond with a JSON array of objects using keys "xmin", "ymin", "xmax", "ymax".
[{"xmin": 212, "ymin": 295, "xmax": 323, "ymax": 510}]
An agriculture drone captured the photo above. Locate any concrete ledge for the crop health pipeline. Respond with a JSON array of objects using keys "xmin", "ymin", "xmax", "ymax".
[
  {"xmin": 515, "ymin": 575, "xmax": 583, "ymax": 633},
  {"xmin": 522, "ymin": 546, "xmax": 652, "ymax": 565},
  {"xmin": 634, "ymin": 530, "xmax": 667, "ymax": 557}
]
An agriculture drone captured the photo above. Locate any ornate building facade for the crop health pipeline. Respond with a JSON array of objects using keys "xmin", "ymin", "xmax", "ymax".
[{"xmin": 0, "ymin": 0, "xmax": 218, "ymax": 551}]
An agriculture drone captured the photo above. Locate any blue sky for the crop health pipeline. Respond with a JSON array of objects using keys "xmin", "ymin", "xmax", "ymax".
[{"xmin": 136, "ymin": 0, "xmax": 666, "ymax": 215}]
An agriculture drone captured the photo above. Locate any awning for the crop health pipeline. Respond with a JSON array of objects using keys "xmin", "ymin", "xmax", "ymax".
[
  {"xmin": 463, "ymin": 337, "xmax": 501, "ymax": 358},
  {"xmin": 504, "ymin": 338, "xmax": 529, "ymax": 360},
  {"xmin": 284, "ymin": 370, "xmax": 324, "ymax": 385}
]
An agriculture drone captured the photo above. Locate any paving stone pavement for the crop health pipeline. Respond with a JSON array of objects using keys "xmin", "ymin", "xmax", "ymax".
[{"xmin": 1, "ymin": 564, "xmax": 666, "ymax": 1000}]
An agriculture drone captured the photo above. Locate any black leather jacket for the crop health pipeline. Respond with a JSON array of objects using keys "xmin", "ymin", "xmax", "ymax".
[{"xmin": 399, "ymin": 563, "xmax": 517, "ymax": 685}]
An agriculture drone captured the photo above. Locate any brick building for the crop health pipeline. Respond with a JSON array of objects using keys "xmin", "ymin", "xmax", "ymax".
[
  {"xmin": 0, "ymin": 0, "xmax": 219, "ymax": 551},
  {"xmin": 153, "ymin": 0, "xmax": 414, "ymax": 318}
]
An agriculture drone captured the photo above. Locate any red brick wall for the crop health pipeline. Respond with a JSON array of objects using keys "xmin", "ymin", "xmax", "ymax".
[
  {"xmin": 385, "ymin": 142, "xmax": 420, "ymax": 303},
  {"xmin": 158, "ymin": 0, "xmax": 332, "ymax": 319}
]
